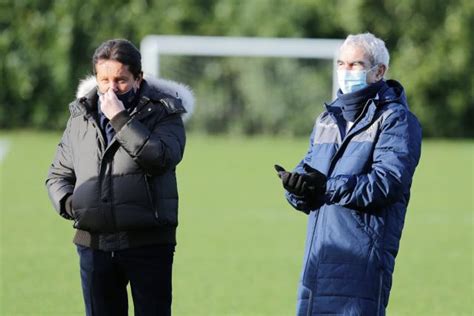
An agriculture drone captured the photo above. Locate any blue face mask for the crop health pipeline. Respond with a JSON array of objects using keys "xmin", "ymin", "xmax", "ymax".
[{"xmin": 337, "ymin": 65, "xmax": 377, "ymax": 94}]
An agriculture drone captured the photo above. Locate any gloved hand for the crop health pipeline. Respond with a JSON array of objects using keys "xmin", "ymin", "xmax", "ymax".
[
  {"xmin": 275, "ymin": 164, "xmax": 327, "ymax": 196},
  {"xmin": 60, "ymin": 193, "xmax": 74, "ymax": 220},
  {"xmin": 301, "ymin": 163, "xmax": 327, "ymax": 196},
  {"xmin": 275, "ymin": 164, "xmax": 327, "ymax": 211},
  {"xmin": 274, "ymin": 164, "xmax": 307, "ymax": 196}
]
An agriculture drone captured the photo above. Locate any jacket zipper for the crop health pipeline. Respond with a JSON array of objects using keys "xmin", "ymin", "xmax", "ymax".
[
  {"xmin": 326, "ymin": 99, "xmax": 375, "ymax": 177},
  {"xmin": 306, "ymin": 100, "xmax": 372, "ymax": 313},
  {"xmin": 79, "ymin": 97, "xmax": 157, "ymax": 232},
  {"xmin": 144, "ymin": 175, "xmax": 159, "ymax": 219},
  {"xmin": 109, "ymin": 161, "xmax": 118, "ymax": 231},
  {"xmin": 84, "ymin": 111, "xmax": 114, "ymax": 230},
  {"xmin": 300, "ymin": 210, "xmax": 320, "ymax": 316}
]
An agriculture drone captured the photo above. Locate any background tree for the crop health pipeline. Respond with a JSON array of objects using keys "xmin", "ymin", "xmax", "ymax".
[{"xmin": 1, "ymin": 0, "xmax": 472, "ymax": 137}]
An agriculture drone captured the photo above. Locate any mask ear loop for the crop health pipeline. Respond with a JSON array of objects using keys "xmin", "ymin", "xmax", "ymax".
[
  {"xmin": 369, "ymin": 64, "xmax": 384, "ymax": 81},
  {"xmin": 372, "ymin": 64, "xmax": 385, "ymax": 81}
]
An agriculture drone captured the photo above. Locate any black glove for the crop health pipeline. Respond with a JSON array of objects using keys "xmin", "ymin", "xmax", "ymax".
[
  {"xmin": 275, "ymin": 164, "xmax": 326, "ymax": 196},
  {"xmin": 301, "ymin": 163, "xmax": 327, "ymax": 197},
  {"xmin": 275, "ymin": 164, "xmax": 327, "ymax": 211},
  {"xmin": 274, "ymin": 164, "xmax": 307, "ymax": 196}
]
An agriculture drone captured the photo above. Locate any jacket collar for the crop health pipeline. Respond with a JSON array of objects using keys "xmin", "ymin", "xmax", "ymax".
[
  {"xmin": 324, "ymin": 79, "xmax": 408, "ymax": 125},
  {"xmin": 71, "ymin": 74, "xmax": 195, "ymax": 120}
]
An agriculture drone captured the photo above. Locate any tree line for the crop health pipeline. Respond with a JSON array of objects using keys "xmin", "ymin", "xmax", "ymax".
[{"xmin": 1, "ymin": 0, "xmax": 472, "ymax": 137}]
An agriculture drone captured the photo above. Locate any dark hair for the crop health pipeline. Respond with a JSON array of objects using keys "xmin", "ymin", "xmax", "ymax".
[{"xmin": 92, "ymin": 39, "xmax": 142, "ymax": 78}]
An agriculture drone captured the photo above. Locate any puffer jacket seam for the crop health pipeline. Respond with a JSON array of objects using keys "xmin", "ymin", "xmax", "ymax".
[
  {"xmin": 376, "ymin": 271, "xmax": 384, "ymax": 316},
  {"xmin": 313, "ymin": 294, "xmax": 377, "ymax": 302}
]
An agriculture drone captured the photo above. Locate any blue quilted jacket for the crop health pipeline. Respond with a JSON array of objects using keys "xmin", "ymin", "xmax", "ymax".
[{"xmin": 286, "ymin": 80, "xmax": 422, "ymax": 316}]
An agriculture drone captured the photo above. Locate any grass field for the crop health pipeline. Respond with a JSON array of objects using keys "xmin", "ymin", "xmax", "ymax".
[{"xmin": 0, "ymin": 131, "xmax": 473, "ymax": 315}]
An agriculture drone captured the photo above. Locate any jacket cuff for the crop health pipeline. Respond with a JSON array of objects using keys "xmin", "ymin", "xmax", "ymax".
[
  {"xmin": 60, "ymin": 193, "xmax": 74, "ymax": 220},
  {"xmin": 285, "ymin": 191, "xmax": 311, "ymax": 214},
  {"xmin": 110, "ymin": 110, "xmax": 131, "ymax": 132},
  {"xmin": 324, "ymin": 175, "xmax": 355, "ymax": 203}
]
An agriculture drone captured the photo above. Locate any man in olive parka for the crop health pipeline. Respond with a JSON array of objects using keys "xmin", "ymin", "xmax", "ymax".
[{"xmin": 46, "ymin": 39, "xmax": 194, "ymax": 316}]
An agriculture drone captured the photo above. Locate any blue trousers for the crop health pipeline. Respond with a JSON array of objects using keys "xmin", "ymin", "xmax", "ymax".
[{"xmin": 77, "ymin": 244, "xmax": 175, "ymax": 316}]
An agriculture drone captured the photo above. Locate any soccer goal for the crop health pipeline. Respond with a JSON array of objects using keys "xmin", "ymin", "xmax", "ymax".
[
  {"xmin": 141, "ymin": 35, "xmax": 343, "ymax": 98},
  {"xmin": 140, "ymin": 35, "xmax": 343, "ymax": 135}
]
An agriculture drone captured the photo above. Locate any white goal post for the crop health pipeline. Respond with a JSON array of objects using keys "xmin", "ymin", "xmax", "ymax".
[{"xmin": 140, "ymin": 35, "xmax": 344, "ymax": 99}]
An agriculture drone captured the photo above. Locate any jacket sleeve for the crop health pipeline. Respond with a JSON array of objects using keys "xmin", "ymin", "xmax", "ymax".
[
  {"xmin": 45, "ymin": 117, "xmax": 76, "ymax": 218},
  {"xmin": 112, "ymin": 109, "xmax": 186, "ymax": 175},
  {"xmin": 325, "ymin": 108, "xmax": 422, "ymax": 210}
]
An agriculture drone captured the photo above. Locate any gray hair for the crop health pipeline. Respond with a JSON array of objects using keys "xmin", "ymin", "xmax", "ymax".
[{"xmin": 340, "ymin": 32, "xmax": 390, "ymax": 69}]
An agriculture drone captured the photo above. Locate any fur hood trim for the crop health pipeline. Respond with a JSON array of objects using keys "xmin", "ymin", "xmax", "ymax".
[{"xmin": 76, "ymin": 74, "xmax": 195, "ymax": 121}]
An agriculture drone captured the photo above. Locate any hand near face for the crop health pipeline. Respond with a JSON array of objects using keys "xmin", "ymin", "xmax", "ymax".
[{"xmin": 99, "ymin": 89, "xmax": 125, "ymax": 120}]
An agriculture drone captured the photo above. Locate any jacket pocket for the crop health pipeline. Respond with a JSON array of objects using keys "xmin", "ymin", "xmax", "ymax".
[
  {"xmin": 144, "ymin": 174, "xmax": 179, "ymax": 227},
  {"xmin": 73, "ymin": 207, "xmax": 113, "ymax": 232},
  {"xmin": 350, "ymin": 210, "xmax": 377, "ymax": 239},
  {"xmin": 144, "ymin": 175, "xmax": 159, "ymax": 220}
]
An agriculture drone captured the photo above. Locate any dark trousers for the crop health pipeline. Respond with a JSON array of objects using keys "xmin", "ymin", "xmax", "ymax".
[{"xmin": 76, "ymin": 244, "xmax": 175, "ymax": 316}]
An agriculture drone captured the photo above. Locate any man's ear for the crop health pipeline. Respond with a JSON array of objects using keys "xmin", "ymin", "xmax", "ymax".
[
  {"xmin": 376, "ymin": 64, "xmax": 387, "ymax": 80},
  {"xmin": 135, "ymin": 72, "xmax": 143, "ymax": 89}
]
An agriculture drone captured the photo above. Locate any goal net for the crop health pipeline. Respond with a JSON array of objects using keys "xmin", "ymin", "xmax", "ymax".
[{"xmin": 141, "ymin": 36, "xmax": 343, "ymax": 136}]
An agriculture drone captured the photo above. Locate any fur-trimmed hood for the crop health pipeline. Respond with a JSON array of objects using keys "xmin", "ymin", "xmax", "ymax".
[{"xmin": 76, "ymin": 74, "xmax": 195, "ymax": 121}]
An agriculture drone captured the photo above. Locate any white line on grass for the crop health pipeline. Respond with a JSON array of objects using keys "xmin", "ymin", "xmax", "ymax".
[{"xmin": 0, "ymin": 140, "xmax": 10, "ymax": 163}]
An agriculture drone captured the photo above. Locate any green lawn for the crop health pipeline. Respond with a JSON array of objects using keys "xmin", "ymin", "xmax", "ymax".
[{"xmin": 0, "ymin": 131, "xmax": 473, "ymax": 315}]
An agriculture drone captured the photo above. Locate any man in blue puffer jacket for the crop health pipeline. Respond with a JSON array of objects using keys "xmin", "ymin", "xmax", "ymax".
[{"xmin": 275, "ymin": 33, "xmax": 422, "ymax": 315}]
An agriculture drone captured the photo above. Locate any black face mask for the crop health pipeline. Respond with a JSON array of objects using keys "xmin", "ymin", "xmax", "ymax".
[
  {"xmin": 97, "ymin": 87, "xmax": 138, "ymax": 110},
  {"xmin": 116, "ymin": 88, "xmax": 138, "ymax": 110}
]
